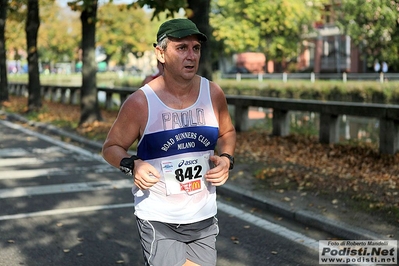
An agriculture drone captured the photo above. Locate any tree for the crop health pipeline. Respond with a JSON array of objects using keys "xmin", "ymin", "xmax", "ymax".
[
  {"xmin": 187, "ymin": 0, "xmax": 212, "ymax": 80},
  {"xmin": 96, "ymin": 3, "xmax": 155, "ymax": 66},
  {"xmin": 80, "ymin": 0, "xmax": 102, "ymax": 124},
  {"xmin": 134, "ymin": 0, "xmax": 187, "ymax": 20},
  {"xmin": 1, "ymin": 0, "xmax": 26, "ymax": 103},
  {"xmin": 6, "ymin": 1, "xmax": 31, "ymax": 64},
  {"xmin": 26, "ymin": 0, "xmax": 41, "ymax": 112},
  {"xmin": 0, "ymin": 0, "xmax": 8, "ymax": 103},
  {"xmin": 210, "ymin": 0, "xmax": 324, "ymax": 69},
  {"xmin": 68, "ymin": 0, "xmax": 103, "ymax": 125},
  {"xmin": 38, "ymin": 1, "xmax": 80, "ymax": 69},
  {"xmin": 336, "ymin": 0, "xmax": 399, "ymax": 71}
]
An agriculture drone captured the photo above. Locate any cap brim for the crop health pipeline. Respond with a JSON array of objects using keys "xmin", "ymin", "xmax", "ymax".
[{"xmin": 167, "ymin": 29, "xmax": 207, "ymax": 42}]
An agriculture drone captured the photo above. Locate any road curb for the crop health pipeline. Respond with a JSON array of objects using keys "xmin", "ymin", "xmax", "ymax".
[{"xmin": 217, "ymin": 183, "xmax": 385, "ymax": 241}]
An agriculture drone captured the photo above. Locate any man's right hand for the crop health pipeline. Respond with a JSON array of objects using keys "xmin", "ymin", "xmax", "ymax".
[{"xmin": 133, "ymin": 160, "xmax": 161, "ymax": 190}]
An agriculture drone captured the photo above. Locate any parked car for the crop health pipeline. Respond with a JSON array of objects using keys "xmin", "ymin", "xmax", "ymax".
[{"xmin": 227, "ymin": 66, "xmax": 251, "ymax": 74}]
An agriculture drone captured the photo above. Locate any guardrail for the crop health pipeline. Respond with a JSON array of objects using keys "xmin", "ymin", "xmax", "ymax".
[
  {"xmin": 227, "ymin": 95, "xmax": 399, "ymax": 154},
  {"xmin": 221, "ymin": 72, "xmax": 399, "ymax": 83},
  {"xmin": 8, "ymin": 82, "xmax": 399, "ymax": 155}
]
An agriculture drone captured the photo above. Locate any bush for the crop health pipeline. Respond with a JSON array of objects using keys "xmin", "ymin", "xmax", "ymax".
[{"xmin": 216, "ymin": 79, "xmax": 399, "ymax": 104}]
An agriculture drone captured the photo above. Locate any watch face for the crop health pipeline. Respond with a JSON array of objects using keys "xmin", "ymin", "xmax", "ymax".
[
  {"xmin": 120, "ymin": 166, "xmax": 133, "ymax": 176},
  {"xmin": 119, "ymin": 155, "xmax": 139, "ymax": 176}
]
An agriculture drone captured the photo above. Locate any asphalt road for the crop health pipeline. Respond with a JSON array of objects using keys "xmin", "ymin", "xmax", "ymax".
[{"xmin": 0, "ymin": 120, "xmax": 325, "ymax": 266}]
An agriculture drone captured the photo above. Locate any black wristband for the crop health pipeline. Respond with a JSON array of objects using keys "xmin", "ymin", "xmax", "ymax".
[
  {"xmin": 119, "ymin": 155, "xmax": 140, "ymax": 176},
  {"xmin": 219, "ymin": 153, "xmax": 234, "ymax": 170}
]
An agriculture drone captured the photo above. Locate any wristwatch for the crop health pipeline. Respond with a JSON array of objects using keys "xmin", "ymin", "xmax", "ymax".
[
  {"xmin": 219, "ymin": 153, "xmax": 234, "ymax": 170},
  {"xmin": 119, "ymin": 155, "xmax": 140, "ymax": 176}
]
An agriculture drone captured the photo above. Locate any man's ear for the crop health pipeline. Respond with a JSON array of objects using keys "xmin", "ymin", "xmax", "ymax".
[{"xmin": 155, "ymin": 47, "xmax": 165, "ymax": 64}]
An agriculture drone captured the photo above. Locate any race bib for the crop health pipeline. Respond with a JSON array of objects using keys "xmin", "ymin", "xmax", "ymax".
[{"xmin": 161, "ymin": 154, "xmax": 210, "ymax": 196}]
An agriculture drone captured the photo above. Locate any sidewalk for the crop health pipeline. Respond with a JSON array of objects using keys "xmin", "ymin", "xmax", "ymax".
[
  {"xmin": 1, "ymin": 110, "xmax": 398, "ymax": 242},
  {"xmin": 223, "ymin": 164, "xmax": 398, "ymax": 241}
]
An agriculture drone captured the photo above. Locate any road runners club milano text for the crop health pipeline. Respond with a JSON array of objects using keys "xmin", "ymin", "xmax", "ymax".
[{"xmin": 160, "ymin": 109, "xmax": 212, "ymax": 152}]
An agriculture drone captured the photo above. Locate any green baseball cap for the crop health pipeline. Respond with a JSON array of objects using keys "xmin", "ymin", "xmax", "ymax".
[{"xmin": 156, "ymin": 18, "xmax": 207, "ymax": 43}]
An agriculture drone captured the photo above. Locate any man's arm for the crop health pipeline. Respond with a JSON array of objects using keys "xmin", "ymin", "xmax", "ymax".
[
  {"xmin": 205, "ymin": 82, "xmax": 236, "ymax": 185},
  {"xmin": 102, "ymin": 91, "xmax": 145, "ymax": 168},
  {"xmin": 102, "ymin": 90, "xmax": 161, "ymax": 190}
]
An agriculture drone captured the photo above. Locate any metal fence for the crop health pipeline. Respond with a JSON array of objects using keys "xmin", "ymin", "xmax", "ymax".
[{"xmin": 221, "ymin": 72, "xmax": 399, "ymax": 83}]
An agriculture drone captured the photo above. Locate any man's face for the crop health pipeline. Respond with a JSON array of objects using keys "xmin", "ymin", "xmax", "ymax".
[{"xmin": 162, "ymin": 35, "xmax": 202, "ymax": 80}]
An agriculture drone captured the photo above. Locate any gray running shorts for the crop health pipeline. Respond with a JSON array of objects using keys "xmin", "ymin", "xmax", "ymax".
[{"xmin": 136, "ymin": 216, "xmax": 219, "ymax": 266}]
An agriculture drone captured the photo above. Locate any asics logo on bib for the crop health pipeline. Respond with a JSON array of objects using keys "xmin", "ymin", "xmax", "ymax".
[{"xmin": 178, "ymin": 159, "xmax": 198, "ymax": 167}]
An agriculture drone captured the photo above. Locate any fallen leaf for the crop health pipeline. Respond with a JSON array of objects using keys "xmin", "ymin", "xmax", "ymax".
[
  {"xmin": 332, "ymin": 199, "xmax": 339, "ymax": 205},
  {"xmin": 230, "ymin": 236, "xmax": 239, "ymax": 244}
]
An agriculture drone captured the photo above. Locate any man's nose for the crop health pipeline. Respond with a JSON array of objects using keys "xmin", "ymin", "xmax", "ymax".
[{"xmin": 187, "ymin": 48, "xmax": 197, "ymax": 59}]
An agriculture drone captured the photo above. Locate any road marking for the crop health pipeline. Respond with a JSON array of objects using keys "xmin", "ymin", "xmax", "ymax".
[
  {"xmin": 217, "ymin": 201, "xmax": 319, "ymax": 252},
  {"xmin": 0, "ymin": 120, "xmax": 104, "ymax": 161},
  {"xmin": 0, "ymin": 203, "xmax": 135, "ymax": 221},
  {"xmin": 0, "ymin": 165, "xmax": 117, "ymax": 180},
  {"xmin": 0, "ymin": 157, "xmax": 44, "ymax": 167},
  {"xmin": 0, "ymin": 168, "xmax": 63, "ymax": 180},
  {"xmin": 0, "ymin": 197, "xmax": 319, "ymax": 253},
  {"xmin": 0, "ymin": 179, "xmax": 134, "ymax": 198},
  {"xmin": 0, "ymin": 148, "xmax": 29, "ymax": 157}
]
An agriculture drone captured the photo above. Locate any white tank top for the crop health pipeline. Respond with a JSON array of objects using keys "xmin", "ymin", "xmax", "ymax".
[{"xmin": 133, "ymin": 77, "xmax": 219, "ymax": 224}]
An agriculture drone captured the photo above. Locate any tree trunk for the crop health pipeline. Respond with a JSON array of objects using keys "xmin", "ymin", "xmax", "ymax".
[
  {"xmin": 79, "ymin": 0, "xmax": 102, "ymax": 125},
  {"xmin": 187, "ymin": 0, "xmax": 212, "ymax": 81},
  {"xmin": 0, "ymin": 0, "xmax": 9, "ymax": 103},
  {"xmin": 26, "ymin": 0, "xmax": 41, "ymax": 112}
]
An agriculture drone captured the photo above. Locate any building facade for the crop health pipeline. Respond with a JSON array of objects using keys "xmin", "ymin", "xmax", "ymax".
[{"xmin": 298, "ymin": 0, "xmax": 365, "ymax": 73}]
